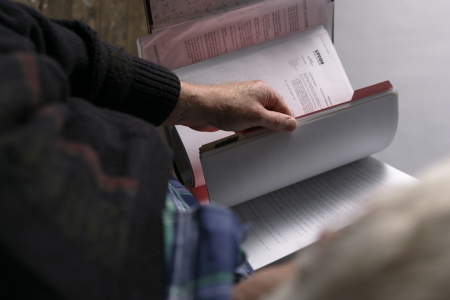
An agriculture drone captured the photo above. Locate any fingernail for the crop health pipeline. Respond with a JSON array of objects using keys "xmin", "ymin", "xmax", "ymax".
[{"xmin": 285, "ymin": 118, "xmax": 297, "ymax": 131}]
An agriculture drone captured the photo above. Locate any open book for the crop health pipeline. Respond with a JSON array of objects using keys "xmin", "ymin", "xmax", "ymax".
[{"xmin": 138, "ymin": 0, "xmax": 416, "ymax": 269}]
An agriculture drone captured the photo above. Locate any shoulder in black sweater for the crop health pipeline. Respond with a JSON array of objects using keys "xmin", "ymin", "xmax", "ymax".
[{"xmin": 0, "ymin": 1, "xmax": 180, "ymax": 298}]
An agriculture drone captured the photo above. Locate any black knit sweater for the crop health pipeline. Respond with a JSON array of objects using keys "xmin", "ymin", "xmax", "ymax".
[{"xmin": 0, "ymin": 1, "xmax": 180, "ymax": 299}]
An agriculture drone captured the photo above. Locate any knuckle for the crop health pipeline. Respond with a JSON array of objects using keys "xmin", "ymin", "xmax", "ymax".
[
  {"xmin": 271, "ymin": 116, "xmax": 281, "ymax": 128},
  {"xmin": 252, "ymin": 80, "xmax": 267, "ymax": 89}
]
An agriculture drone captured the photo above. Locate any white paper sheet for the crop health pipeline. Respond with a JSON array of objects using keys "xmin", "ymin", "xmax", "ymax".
[{"xmin": 233, "ymin": 157, "xmax": 417, "ymax": 269}]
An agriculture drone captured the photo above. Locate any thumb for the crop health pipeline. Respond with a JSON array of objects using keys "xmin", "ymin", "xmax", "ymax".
[{"xmin": 259, "ymin": 110, "xmax": 297, "ymax": 132}]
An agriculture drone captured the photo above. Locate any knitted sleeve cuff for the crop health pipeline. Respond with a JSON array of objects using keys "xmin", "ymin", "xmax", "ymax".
[
  {"xmin": 126, "ymin": 55, "xmax": 180, "ymax": 126},
  {"xmin": 98, "ymin": 44, "xmax": 180, "ymax": 126}
]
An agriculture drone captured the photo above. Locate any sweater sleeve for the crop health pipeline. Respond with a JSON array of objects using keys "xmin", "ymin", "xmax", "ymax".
[
  {"xmin": 0, "ymin": 1, "xmax": 177, "ymax": 298},
  {"xmin": 0, "ymin": 0, "xmax": 180, "ymax": 126}
]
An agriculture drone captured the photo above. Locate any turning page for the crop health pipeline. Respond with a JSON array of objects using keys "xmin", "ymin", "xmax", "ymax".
[{"xmin": 200, "ymin": 90, "xmax": 398, "ymax": 207}]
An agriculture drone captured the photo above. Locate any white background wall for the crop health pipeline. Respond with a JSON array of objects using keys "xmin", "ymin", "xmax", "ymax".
[{"xmin": 334, "ymin": 0, "xmax": 450, "ymax": 175}]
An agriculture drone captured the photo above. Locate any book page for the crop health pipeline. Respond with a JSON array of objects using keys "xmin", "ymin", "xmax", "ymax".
[
  {"xmin": 140, "ymin": 0, "xmax": 328, "ymax": 70},
  {"xmin": 232, "ymin": 157, "xmax": 417, "ymax": 269}
]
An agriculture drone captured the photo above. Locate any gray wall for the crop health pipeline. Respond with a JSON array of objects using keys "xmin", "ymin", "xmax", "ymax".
[{"xmin": 334, "ymin": 0, "xmax": 450, "ymax": 175}]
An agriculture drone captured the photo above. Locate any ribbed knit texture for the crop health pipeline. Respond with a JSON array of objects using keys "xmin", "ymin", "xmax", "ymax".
[
  {"xmin": 126, "ymin": 55, "xmax": 180, "ymax": 125},
  {"xmin": 0, "ymin": 0, "xmax": 180, "ymax": 299}
]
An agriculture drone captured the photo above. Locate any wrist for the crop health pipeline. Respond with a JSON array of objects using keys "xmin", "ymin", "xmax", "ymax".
[{"xmin": 163, "ymin": 81, "xmax": 210, "ymax": 126}]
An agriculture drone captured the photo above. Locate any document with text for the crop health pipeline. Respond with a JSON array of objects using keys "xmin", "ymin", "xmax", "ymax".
[
  {"xmin": 174, "ymin": 26, "xmax": 353, "ymax": 118},
  {"xmin": 147, "ymin": 0, "xmax": 257, "ymax": 30},
  {"xmin": 233, "ymin": 157, "xmax": 417, "ymax": 269},
  {"xmin": 139, "ymin": 0, "xmax": 328, "ymax": 70}
]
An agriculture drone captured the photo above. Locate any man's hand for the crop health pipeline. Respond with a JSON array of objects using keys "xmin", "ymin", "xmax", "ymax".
[{"xmin": 163, "ymin": 81, "xmax": 297, "ymax": 132}]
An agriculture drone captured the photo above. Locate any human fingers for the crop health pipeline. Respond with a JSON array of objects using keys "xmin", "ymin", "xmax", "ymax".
[
  {"xmin": 257, "ymin": 109, "xmax": 297, "ymax": 132},
  {"xmin": 259, "ymin": 83, "xmax": 295, "ymax": 117}
]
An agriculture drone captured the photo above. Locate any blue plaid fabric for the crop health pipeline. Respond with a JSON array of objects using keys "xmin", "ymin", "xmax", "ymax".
[{"xmin": 164, "ymin": 177, "xmax": 253, "ymax": 300}]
